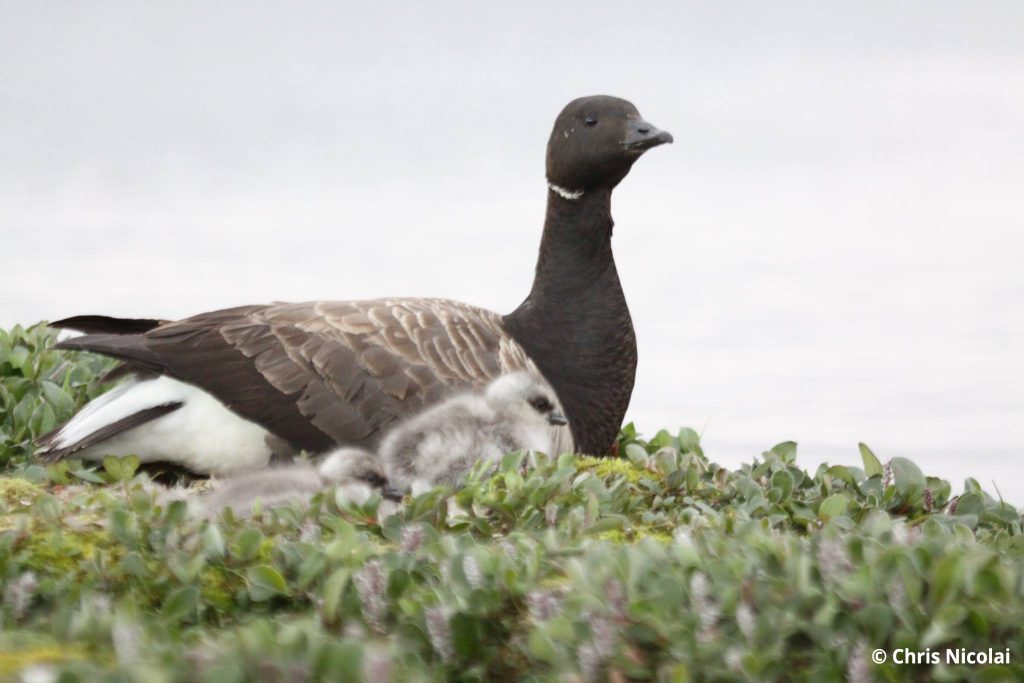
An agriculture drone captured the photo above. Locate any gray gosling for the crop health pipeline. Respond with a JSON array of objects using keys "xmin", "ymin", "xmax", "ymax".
[
  {"xmin": 379, "ymin": 371, "xmax": 567, "ymax": 496},
  {"xmin": 199, "ymin": 447, "xmax": 387, "ymax": 519},
  {"xmin": 202, "ymin": 372, "xmax": 566, "ymax": 516}
]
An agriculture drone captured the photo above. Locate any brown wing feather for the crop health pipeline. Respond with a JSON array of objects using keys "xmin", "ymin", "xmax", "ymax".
[{"xmin": 69, "ymin": 299, "xmax": 541, "ymax": 453}]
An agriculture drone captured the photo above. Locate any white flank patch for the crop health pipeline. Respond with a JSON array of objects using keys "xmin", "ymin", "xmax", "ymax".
[
  {"xmin": 547, "ymin": 182, "xmax": 583, "ymax": 200},
  {"xmin": 52, "ymin": 376, "xmax": 273, "ymax": 475}
]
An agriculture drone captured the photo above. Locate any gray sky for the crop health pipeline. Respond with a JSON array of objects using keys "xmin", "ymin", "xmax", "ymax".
[{"xmin": 2, "ymin": 2, "xmax": 1023, "ymax": 500}]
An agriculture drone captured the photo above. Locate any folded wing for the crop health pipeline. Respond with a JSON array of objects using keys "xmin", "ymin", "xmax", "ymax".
[{"xmin": 51, "ymin": 298, "xmax": 540, "ymax": 454}]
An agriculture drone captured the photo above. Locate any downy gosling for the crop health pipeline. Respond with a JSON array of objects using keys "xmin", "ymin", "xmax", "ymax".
[
  {"xmin": 351, "ymin": 371, "xmax": 567, "ymax": 497},
  {"xmin": 199, "ymin": 447, "xmax": 387, "ymax": 518}
]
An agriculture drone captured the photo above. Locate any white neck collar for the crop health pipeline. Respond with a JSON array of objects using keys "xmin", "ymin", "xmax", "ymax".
[{"xmin": 547, "ymin": 181, "xmax": 584, "ymax": 201}]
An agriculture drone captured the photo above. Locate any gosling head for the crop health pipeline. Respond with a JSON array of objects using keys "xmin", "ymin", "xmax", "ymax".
[
  {"xmin": 484, "ymin": 372, "xmax": 568, "ymax": 427},
  {"xmin": 318, "ymin": 447, "xmax": 387, "ymax": 489}
]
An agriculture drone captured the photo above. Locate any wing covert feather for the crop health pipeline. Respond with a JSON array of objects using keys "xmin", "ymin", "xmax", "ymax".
[{"xmin": 144, "ymin": 298, "xmax": 540, "ymax": 451}]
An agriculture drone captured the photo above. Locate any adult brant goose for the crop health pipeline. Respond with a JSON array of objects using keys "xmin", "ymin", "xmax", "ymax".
[{"xmin": 36, "ymin": 95, "xmax": 672, "ymax": 474}]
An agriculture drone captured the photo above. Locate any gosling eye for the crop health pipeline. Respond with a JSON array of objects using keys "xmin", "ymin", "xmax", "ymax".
[
  {"xmin": 528, "ymin": 395, "xmax": 554, "ymax": 413},
  {"xmin": 360, "ymin": 472, "xmax": 387, "ymax": 488},
  {"xmin": 583, "ymin": 115, "xmax": 598, "ymax": 127}
]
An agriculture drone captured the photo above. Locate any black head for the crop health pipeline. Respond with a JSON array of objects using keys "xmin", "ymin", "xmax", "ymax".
[{"xmin": 546, "ymin": 95, "xmax": 672, "ymax": 195}]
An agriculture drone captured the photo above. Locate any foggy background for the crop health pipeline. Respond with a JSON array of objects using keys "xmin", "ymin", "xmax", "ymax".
[{"xmin": 2, "ymin": 3, "xmax": 1022, "ymax": 501}]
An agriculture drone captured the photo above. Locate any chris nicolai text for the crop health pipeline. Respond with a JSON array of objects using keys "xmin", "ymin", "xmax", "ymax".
[{"xmin": 894, "ymin": 648, "xmax": 1011, "ymax": 665}]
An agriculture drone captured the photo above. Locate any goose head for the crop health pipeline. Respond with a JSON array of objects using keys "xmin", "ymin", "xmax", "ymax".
[{"xmin": 546, "ymin": 95, "xmax": 673, "ymax": 198}]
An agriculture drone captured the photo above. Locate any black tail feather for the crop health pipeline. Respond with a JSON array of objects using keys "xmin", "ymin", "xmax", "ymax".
[
  {"xmin": 54, "ymin": 333, "xmax": 166, "ymax": 373},
  {"xmin": 34, "ymin": 402, "xmax": 183, "ymax": 462},
  {"xmin": 98, "ymin": 364, "xmax": 157, "ymax": 384},
  {"xmin": 50, "ymin": 315, "xmax": 164, "ymax": 335}
]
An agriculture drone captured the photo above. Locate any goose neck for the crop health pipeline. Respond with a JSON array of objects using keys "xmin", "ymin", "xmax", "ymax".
[{"xmin": 527, "ymin": 188, "xmax": 617, "ymax": 301}]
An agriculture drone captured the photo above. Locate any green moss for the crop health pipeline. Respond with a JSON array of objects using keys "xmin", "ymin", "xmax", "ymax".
[
  {"xmin": 595, "ymin": 526, "xmax": 673, "ymax": 544},
  {"xmin": 575, "ymin": 455, "xmax": 660, "ymax": 485},
  {"xmin": 20, "ymin": 525, "xmax": 121, "ymax": 579},
  {"xmin": 0, "ymin": 644, "xmax": 88, "ymax": 677},
  {"xmin": 0, "ymin": 477, "xmax": 42, "ymax": 508},
  {"xmin": 257, "ymin": 538, "xmax": 277, "ymax": 563},
  {"xmin": 200, "ymin": 566, "xmax": 245, "ymax": 615}
]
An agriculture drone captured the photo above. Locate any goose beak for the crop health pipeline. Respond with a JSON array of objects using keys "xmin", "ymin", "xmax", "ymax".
[
  {"xmin": 547, "ymin": 410, "xmax": 568, "ymax": 426},
  {"xmin": 623, "ymin": 119, "xmax": 673, "ymax": 153}
]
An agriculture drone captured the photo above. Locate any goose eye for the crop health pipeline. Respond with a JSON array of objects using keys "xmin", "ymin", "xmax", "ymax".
[{"xmin": 584, "ymin": 116, "xmax": 598, "ymax": 127}]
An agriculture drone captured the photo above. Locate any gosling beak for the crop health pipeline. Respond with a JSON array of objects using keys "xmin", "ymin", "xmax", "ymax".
[
  {"xmin": 381, "ymin": 485, "xmax": 406, "ymax": 502},
  {"xmin": 547, "ymin": 410, "xmax": 568, "ymax": 426},
  {"xmin": 622, "ymin": 119, "xmax": 673, "ymax": 153}
]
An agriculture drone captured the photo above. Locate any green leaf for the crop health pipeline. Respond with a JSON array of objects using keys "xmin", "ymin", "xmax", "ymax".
[
  {"xmin": 247, "ymin": 565, "xmax": 289, "ymax": 601},
  {"xmin": 890, "ymin": 457, "xmax": 926, "ymax": 499},
  {"xmin": 953, "ymin": 492, "xmax": 984, "ymax": 516},
  {"xmin": 29, "ymin": 401, "xmax": 56, "ymax": 436},
  {"xmin": 769, "ymin": 441, "xmax": 798, "ymax": 464},
  {"xmin": 109, "ymin": 508, "xmax": 139, "ymax": 544},
  {"xmin": 103, "ymin": 455, "xmax": 123, "ymax": 480},
  {"xmin": 229, "ymin": 528, "xmax": 264, "ymax": 561},
  {"xmin": 450, "ymin": 612, "xmax": 482, "ymax": 658},
  {"xmin": 527, "ymin": 628, "xmax": 558, "ymax": 662},
  {"xmin": 101, "ymin": 455, "xmax": 140, "ymax": 481},
  {"xmin": 40, "ymin": 380, "xmax": 74, "ymax": 416},
  {"xmin": 70, "ymin": 467, "xmax": 106, "ymax": 484},
  {"xmin": 202, "ymin": 523, "xmax": 226, "ymax": 559},
  {"xmin": 826, "ymin": 465, "xmax": 857, "ymax": 489},
  {"xmin": 932, "ymin": 556, "xmax": 968, "ymax": 608},
  {"xmin": 678, "ymin": 427, "xmax": 703, "ymax": 455},
  {"xmin": 585, "ymin": 516, "xmax": 626, "ymax": 535},
  {"xmin": 818, "ymin": 494, "xmax": 849, "ymax": 520},
  {"xmin": 322, "ymin": 568, "xmax": 351, "ymax": 624},
  {"xmin": 650, "ymin": 429, "xmax": 675, "ymax": 448},
  {"xmin": 858, "ymin": 443, "xmax": 883, "ymax": 478},
  {"xmin": 624, "ymin": 443, "xmax": 649, "ymax": 466},
  {"xmin": 12, "ymin": 393, "xmax": 35, "ymax": 431},
  {"xmin": 770, "ymin": 470, "xmax": 794, "ymax": 502},
  {"xmin": 7, "ymin": 345, "xmax": 29, "ymax": 372},
  {"xmin": 169, "ymin": 554, "xmax": 207, "ymax": 583},
  {"xmin": 120, "ymin": 552, "xmax": 149, "ymax": 578},
  {"xmin": 313, "ymin": 641, "xmax": 363, "ymax": 682},
  {"xmin": 122, "ymin": 455, "xmax": 140, "ymax": 479},
  {"xmin": 161, "ymin": 586, "xmax": 200, "ymax": 622}
]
